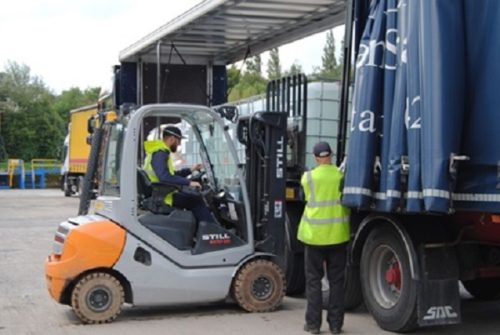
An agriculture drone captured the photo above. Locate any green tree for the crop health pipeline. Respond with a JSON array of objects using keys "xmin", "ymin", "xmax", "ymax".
[
  {"xmin": 320, "ymin": 30, "xmax": 342, "ymax": 80},
  {"xmin": 0, "ymin": 61, "xmax": 64, "ymax": 161},
  {"xmin": 267, "ymin": 48, "xmax": 282, "ymax": 80},
  {"xmin": 228, "ymin": 54, "xmax": 267, "ymax": 101},
  {"xmin": 245, "ymin": 54, "xmax": 262, "ymax": 75},
  {"xmin": 0, "ymin": 133, "xmax": 7, "ymax": 161},
  {"xmin": 228, "ymin": 72, "xmax": 267, "ymax": 101},
  {"xmin": 226, "ymin": 64, "xmax": 241, "ymax": 96},
  {"xmin": 52, "ymin": 86, "xmax": 100, "ymax": 122},
  {"xmin": 285, "ymin": 61, "xmax": 303, "ymax": 76}
]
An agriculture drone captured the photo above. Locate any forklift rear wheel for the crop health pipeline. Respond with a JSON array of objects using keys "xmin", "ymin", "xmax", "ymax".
[
  {"xmin": 71, "ymin": 272, "xmax": 125, "ymax": 324},
  {"xmin": 232, "ymin": 259, "xmax": 285, "ymax": 312}
]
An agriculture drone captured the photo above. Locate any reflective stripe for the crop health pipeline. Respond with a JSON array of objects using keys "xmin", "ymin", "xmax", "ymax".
[
  {"xmin": 306, "ymin": 171, "xmax": 342, "ymax": 207},
  {"xmin": 302, "ymin": 215, "xmax": 350, "ymax": 225},
  {"xmin": 343, "ymin": 187, "xmax": 373, "ymax": 197},
  {"xmin": 406, "ymin": 191, "xmax": 423, "ymax": 199},
  {"xmin": 453, "ymin": 193, "xmax": 500, "ymax": 202},
  {"xmin": 308, "ymin": 199, "xmax": 342, "ymax": 207},
  {"xmin": 343, "ymin": 187, "xmax": 500, "ymax": 203},
  {"xmin": 423, "ymin": 189, "xmax": 450, "ymax": 199}
]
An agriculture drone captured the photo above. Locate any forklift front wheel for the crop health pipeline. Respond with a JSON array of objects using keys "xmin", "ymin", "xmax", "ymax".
[
  {"xmin": 232, "ymin": 259, "xmax": 285, "ymax": 312},
  {"xmin": 71, "ymin": 272, "xmax": 125, "ymax": 324}
]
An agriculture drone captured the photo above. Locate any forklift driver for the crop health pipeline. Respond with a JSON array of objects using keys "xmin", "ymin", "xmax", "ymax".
[{"xmin": 143, "ymin": 125, "xmax": 214, "ymax": 223}]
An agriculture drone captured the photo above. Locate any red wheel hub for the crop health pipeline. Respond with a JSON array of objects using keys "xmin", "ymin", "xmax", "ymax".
[{"xmin": 385, "ymin": 262, "xmax": 401, "ymax": 290}]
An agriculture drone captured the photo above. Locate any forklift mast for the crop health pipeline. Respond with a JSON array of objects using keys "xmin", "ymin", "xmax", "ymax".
[{"xmin": 236, "ymin": 74, "xmax": 308, "ymax": 264}]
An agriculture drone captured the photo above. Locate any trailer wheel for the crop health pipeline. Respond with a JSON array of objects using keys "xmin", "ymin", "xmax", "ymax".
[
  {"xmin": 232, "ymin": 259, "xmax": 285, "ymax": 312},
  {"xmin": 63, "ymin": 174, "xmax": 71, "ymax": 197},
  {"xmin": 360, "ymin": 226, "xmax": 417, "ymax": 332},
  {"xmin": 71, "ymin": 272, "xmax": 124, "ymax": 324},
  {"xmin": 77, "ymin": 176, "xmax": 84, "ymax": 195},
  {"xmin": 462, "ymin": 278, "xmax": 500, "ymax": 300}
]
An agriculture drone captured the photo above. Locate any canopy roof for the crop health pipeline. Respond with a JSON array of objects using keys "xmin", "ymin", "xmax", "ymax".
[{"xmin": 119, "ymin": 0, "xmax": 346, "ymax": 65}]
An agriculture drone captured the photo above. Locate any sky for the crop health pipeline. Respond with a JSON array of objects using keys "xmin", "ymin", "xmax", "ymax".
[{"xmin": 0, "ymin": 0, "xmax": 344, "ymax": 94}]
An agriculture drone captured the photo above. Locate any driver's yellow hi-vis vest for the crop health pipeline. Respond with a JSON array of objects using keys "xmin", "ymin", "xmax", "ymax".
[
  {"xmin": 298, "ymin": 164, "xmax": 350, "ymax": 246},
  {"xmin": 143, "ymin": 140, "xmax": 175, "ymax": 206}
]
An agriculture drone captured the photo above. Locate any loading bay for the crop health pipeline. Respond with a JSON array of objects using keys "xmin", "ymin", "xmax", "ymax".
[{"xmin": 0, "ymin": 189, "xmax": 499, "ymax": 335}]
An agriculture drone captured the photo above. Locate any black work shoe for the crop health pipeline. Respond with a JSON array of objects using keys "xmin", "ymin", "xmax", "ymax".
[
  {"xmin": 330, "ymin": 327, "xmax": 341, "ymax": 334},
  {"xmin": 303, "ymin": 324, "xmax": 320, "ymax": 334}
]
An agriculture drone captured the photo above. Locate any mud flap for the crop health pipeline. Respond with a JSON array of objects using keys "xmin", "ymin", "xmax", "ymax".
[{"xmin": 417, "ymin": 246, "xmax": 461, "ymax": 327}]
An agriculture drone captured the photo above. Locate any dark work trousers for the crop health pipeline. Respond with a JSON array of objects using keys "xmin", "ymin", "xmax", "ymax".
[
  {"xmin": 304, "ymin": 242, "xmax": 347, "ymax": 330},
  {"xmin": 173, "ymin": 191, "xmax": 214, "ymax": 223}
]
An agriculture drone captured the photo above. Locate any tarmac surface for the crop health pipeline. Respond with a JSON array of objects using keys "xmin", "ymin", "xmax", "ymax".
[{"xmin": 0, "ymin": 189, "xmax": 499, "ymax": 335}]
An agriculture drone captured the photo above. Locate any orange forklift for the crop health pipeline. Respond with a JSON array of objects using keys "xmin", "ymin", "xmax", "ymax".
[{"xmin": 45, "ymin": 102, "xmax": 291, "ymax": 323}]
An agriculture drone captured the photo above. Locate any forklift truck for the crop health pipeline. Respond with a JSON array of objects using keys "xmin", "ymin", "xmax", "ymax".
[{"xmin": 45, "ymin": 103, "xmax": 290, "ymax": 323}]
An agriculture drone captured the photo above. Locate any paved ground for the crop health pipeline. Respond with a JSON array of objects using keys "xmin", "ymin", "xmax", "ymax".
[{"xmin": 0, "ymin": 189, "xmax": 499, "ymax": 335}]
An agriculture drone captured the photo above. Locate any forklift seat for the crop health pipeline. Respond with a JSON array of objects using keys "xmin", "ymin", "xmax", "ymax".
[
  {"xmin": 139, "ymin": 211, "xmax": 197, "ymax": 250},
  {"xmin": 137, "ymin": 168, "xmax": 175, "ymax": 215}
]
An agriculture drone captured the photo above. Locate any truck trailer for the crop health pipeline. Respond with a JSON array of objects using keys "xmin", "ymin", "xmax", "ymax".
[
  {"xmin": 338, "ymin": 0, "xmax": 500, "ymax": 331},
  {"xmin": 61, "ymin": 104, "xmax": 97, "ymax": 196}
]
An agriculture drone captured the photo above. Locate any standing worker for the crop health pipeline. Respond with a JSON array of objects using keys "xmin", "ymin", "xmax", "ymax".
[{"xmin": 299, "ymin": 141, "xmax": 350, "ymax": 334}]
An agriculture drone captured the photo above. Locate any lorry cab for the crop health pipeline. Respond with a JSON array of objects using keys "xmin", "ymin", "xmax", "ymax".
[{"xmin": 45, "ymin": 103, "xmax": 286, "ymax": 324}]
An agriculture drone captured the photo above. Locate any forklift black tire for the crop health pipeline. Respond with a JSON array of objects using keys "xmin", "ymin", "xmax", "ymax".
[
  {"xmin": 71, "ymin": 272, "xmax": 125, "ymax": 324},
  {"xmin": 462, "ymin": 278, "xmax": 500, "ymax": 300},
  {"xmin": 360, "ymin": 226, "xmax": 418, "ymax": 332},
  {"xmin": 232, "ymin": 259, "xmax": 285, "ymax": 312}
]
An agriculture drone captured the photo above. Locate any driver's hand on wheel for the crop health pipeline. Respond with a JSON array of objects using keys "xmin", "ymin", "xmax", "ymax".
[
  {"xmin": 191, "ymin": 163, "xmax": 203, "ymax": 172},
  {"xmin": 189, "ymin": 181, "xmax": 202, "ymax": 189}
]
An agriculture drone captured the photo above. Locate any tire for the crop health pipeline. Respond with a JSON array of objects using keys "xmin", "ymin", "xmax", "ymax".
[
  {"xmin": 360, "ymin": 226, "xmax": 418, "ymax": 332},
  {"xmin": 71, "ymin": 272, "xmax": 125, "ymax": 324},
  {"xmin": 462, "ymin": 278, "xmax": 500, "ymax": 300},
  {"xmin": 322, "ymin": 264, "xmax": 363, "ymax": 311},
  {"xmin": 63, "ymin": 174, "xmax": 71, "ymax": 197},
  {"xmin": 232, "ymin": 259, "xmax": 286, "ymax": 312},
  {"xmin": 77, "ymin": 176, "xmax": 84, "ymax": 196}
]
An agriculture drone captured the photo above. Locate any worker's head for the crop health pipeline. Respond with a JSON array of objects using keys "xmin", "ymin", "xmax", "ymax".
[
  {"xmin": 313, "ymin": 141, "xmax": 332, "ymax": 165},
  {"xmin": 163, "ymin": 126, "xmax": 184, "ymax": 152}
]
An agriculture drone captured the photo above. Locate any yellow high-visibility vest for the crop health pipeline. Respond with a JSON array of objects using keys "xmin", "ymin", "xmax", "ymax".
[
  {"xmin": 298, "ymin": 164, "xmax": 350, "ymax": 246},
  {"xmin": 143, "ymin": 140, "xmax": 175, "ymax": 206}
]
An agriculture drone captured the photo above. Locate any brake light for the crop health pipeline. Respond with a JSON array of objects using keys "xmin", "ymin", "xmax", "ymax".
[{"xmin": 52, "ymin": 221, "xmax": 75, "ymax": 255}]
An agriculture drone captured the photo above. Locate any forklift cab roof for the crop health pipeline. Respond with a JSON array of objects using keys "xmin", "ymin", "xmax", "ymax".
[{"xmin": 119, "ymin": 0, "xmax": 347, "ymax": 65}]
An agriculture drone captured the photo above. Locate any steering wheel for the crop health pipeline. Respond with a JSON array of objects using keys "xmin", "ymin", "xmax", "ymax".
[{"xmin": 188, "ymin": 169, "xmax": 206, "ymax": 183}]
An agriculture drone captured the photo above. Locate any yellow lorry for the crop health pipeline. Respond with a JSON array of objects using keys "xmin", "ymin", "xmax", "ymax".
[{"xmin": 61, "ymin": 104, "xmax": 97, "ymax": 196}]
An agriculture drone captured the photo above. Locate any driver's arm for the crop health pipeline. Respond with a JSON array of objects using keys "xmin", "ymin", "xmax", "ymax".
[
  {"xmin": 175, "ymin": 163, "xmax": 203, "ymax": 177},
  {"xmin": 175, "ymin": 168, "xmax": 191, "ymax": 177},
  {"xmin": 151, "ymin": 151, "xmax": 190, "ymax": 186}
]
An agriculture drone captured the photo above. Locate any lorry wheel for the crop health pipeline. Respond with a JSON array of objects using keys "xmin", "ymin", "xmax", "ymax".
[
  {"xmin": 462, "ymin": 278, "xmax": 500, "ymax": 300},
  {"xmin": 71, "ymin": 272, "xmax": 125, "ymax": 324},
  {"xmin": 322, "ymin": 264, "xmax": 363, "ymax": 311},
  {"xmin": 63, "ymin": 174, "xmax": 71, "ymax": 197},
  {"xmin": 360, "ymin": 226, "xmax": 417, "ymax": 332},
  {"xmin": 232, "ymin": 259, "xmax": 285, "ymax": 312},
  {"xmin": 77, "ymin": 176, "xmax": 84, "ymax": 196}
]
